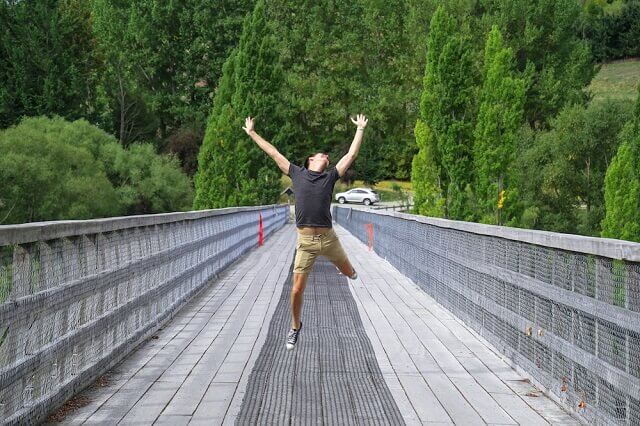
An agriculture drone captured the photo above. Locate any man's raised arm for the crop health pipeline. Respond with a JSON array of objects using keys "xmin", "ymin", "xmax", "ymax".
[
  {"xmin": 336, "ymin": 114, "xmax": 368, "ymax": 178},
  {"xmin": 243, "ymin": 116, "xmax": 290, "ymax": 175}
]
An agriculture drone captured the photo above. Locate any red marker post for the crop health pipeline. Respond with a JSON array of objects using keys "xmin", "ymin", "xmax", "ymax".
[
  {"xmin": 365, "ymin": 223, "xmax": 374, "ymax": 251},
  {"xmin": 258, "ymin": 213, "xmax": 264, "ymax": 247}
]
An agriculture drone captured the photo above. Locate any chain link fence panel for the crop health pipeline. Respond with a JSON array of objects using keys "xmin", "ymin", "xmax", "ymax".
[
  {"xmin": 334, "ymin": 205, "xmax": 640, "ymax": 425},
  {"xmin": 0, "ymin": 204, "xmax": 289, "ymax": 424}
]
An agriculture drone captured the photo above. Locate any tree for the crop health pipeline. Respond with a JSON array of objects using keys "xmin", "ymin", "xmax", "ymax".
[
  {"xmin": 263, "ymin": 0, "xmax": 423, "ymax": 182},
  {"xmin": 411, "ymin": 120, "xmax": 445, "ymax": 216},
  {"xmin": 0, "ymin": 117, "xmax": 121, "ymax": 224},
  {"xmin": 0, "ymin": 116, "xmax": 193, "ymax": 224},
  {"xmin": 265, "ymin": 0, "xmax": 372, "ymax": 176},
  {"xmin": 109, "ymin": 143, "xmax": 194, "ymax": 215},
  {"xmin": 582, "ymin": 0, "xmax": 640, "ymax": 61},
  {"xmin": 473, "ymin": 26, "xmax": 526, "ymax": 225},
  {"xmin": 480, "ymin": 0, "xmax": 596, "ymax": 127},
  {"xmin": 602, "ymin": 86, "xmax": 640, "ymax": 242},
  {"xmin": 194, "ymin": 0, "xmax": 285, "ymax": 208},
  {"xmin": 512, "ymin": 99, "xmax": 633, "ymax": 235},
  {"xmin": 415, "ymin": 6, "xmax": 478, "ymax": 220},
  {"xmin": 0, "ymin": 0, "xmax": 100, "ymax": 128},
  {"xmin": 91, "ymin": 0, "xmax": 254, "ymax": 146},
  {"xmin": 91, "ymin": 0, "xmax": 157, "ymax": 146}
]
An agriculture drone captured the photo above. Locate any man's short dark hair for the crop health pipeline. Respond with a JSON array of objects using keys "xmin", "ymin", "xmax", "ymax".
[{"xmin": 304, "ymin": 152, "xmax": 328, "ymax": 169}]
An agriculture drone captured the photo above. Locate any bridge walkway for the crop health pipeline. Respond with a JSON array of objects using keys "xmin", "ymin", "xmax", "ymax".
[{"xmin": 56, "ymin": 224, "xmax": 578, "ymax": 425}]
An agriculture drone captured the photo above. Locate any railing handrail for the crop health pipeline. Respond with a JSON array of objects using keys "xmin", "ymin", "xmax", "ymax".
[
  {"xmin": 0, "ymin": 203, "xmax": 287, "ymax": 246},
  {"xmin": 334, "ymin": 205, "xmax": 640, "ymax": 425},
  {"xmin": 334, "ymin": 206, "xmax": 640, "ymax": 262},
  {"xmin": 0, "ymin": 204, "xmax": 290, "ymax": 424}
]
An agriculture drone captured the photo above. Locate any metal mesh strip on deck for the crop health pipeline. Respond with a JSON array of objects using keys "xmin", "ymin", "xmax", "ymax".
[{"xmin": 236, "ymin": 260, "xmax": 404, "ymax": 425}]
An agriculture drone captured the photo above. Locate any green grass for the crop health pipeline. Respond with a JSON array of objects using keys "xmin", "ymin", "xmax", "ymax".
[
  {"xmin": 354, "ymin": 179, "xmax": 413, "ymax": 192},
  {"xmin": 589, "ymin": 58, "xmax": 640, "ymax": 102},
  {"xmin": 603, "ymin": 0, "xmax": 625, "ymax": 15}
]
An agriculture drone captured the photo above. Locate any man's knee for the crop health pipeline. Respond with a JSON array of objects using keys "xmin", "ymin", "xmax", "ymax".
[{"xmin": 291, "ymin": 273, "xmax": 308, "ymax": 296}]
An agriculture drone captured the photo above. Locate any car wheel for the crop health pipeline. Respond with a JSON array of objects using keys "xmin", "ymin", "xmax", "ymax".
[
  {"xmin": 363, "ymin": 198, "xmax": 371, "ymax": 206},
  {"xmin": 338, "ymin": 197, "xmax": 346, "ymax": 204}
]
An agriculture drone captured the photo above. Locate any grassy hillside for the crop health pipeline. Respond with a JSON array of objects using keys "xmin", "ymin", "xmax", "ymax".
[{"xmin": 589, "ymin": 58, "xmax": 640, "ymax": 102}]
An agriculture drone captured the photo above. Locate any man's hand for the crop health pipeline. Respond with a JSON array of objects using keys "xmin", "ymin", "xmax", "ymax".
[
  {"xmin": 242, "ymin": 116, "xmax": 255, "ymax": 134},
  {"xmin": 243, "ymin": 115, "xmax": 290, "ymax": 174},
  {"xmin": 336, "ymin": 113, "xmax": 368, "ymax": 178},
  {"xmin": 350, "ymin": 113, "xmax": 368, "ymax": 130}
]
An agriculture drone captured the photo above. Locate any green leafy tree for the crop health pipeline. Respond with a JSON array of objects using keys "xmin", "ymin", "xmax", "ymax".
[
  {"xmin": 602, "ymin": 86, "xmax": 640, "ymax": 242},
  {"xmin": 480, "ymin": 0, "xmax": 596, "ymax": 127},
  {"xmin": 194, "ymin": 0, "xmax": 285, "ymax": 208},
  {"xmin": 474, "ymin": 26, "xmax": 526, "ymax": 225},
  {"xmin": 513, "ymin": 99, "xmax": 633, "ymax": 235},
  {"xmin": 0, "ymin": 0, "xmax": 100, "ymax": 128},
  {"xmin": 0, "ymin": 117, "xmax": 121, "ymax": 223},
  {"xmin": 583, "ymin": 0, "xmax": 640, "ymax": 61},
  {"xmin": 91, "ymin": 0, "xmax": 157, "ymax": 146},
  {"xmin": 91, "ymin": 0, "xmax": 254, "ymax": 145},
  {"xmin": 264, "ymin": 0, "xmax": 422, "ymax": 183},
  {"xmin": 266, "ymin": 0, "xmax": 371, "ymax": 177},
  {"xmin": 0, "ymin": 116, "xmax": 193, "ymax": 224},
  {"xmin": 415, "ymin": 6, "xmax": 478, "ymax": 220},
  {"xmin": 360, "ymin": 0, "xmax": 417, "ymax": 180},
  {"xmin": 411, "ymin": 120, "xmax": 445, "ymax": 216},
  {"xmin": 110, "ymin": 144, "xmax": 194, "ymax": 214}
]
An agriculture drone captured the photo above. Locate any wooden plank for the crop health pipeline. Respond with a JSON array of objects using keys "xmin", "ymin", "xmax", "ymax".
[
  {"xmin": 422, "ymin": 372, "xmax": 485, "ymax": 425},
  {"xmin": 219, "ymin": 231, "xmax": 296, "ymax": 423},
  {"xmin": 334, "ymin": 225, "xmax": 577, "ymax": 426},
  {"xmin": 346, "ymin": 265, "xmax": 451, "ymax": 423},
  {"xmin": 164, "ymin": 240, "xmax": 291, "ymax": 417},
  {"xmin": 350, "ymin": 280, "xmax": 421, "ymax": 423},
  {"xmin": 61, "ymin": 227, "xmax": 293, "ymax": 424}
]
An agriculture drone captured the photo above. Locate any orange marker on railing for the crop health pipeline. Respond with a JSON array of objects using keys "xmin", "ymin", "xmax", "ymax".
[{"xmin": 365, "ymin": 223, "xmax": 374, "ymax": 251}]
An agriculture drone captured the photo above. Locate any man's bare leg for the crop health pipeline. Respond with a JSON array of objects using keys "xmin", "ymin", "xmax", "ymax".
[
  {"xmin": 336, "ymin": 258, "xmax": 356, "ymax": 278},
  {"xmin": 290, "ymin": 272, "xmax": 308, "ymax": 329}
]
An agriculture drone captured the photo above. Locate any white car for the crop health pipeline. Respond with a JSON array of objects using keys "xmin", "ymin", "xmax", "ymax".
[{"xmin": 335, "ymin": 188, "xmax": 380, "ymax": 205}]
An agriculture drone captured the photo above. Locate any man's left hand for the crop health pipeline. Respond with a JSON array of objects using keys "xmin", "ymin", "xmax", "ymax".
[
  {"xmin": 243, "ymin": 116, "xmax": 255, "ymax": 134},
  {"xmin": 350, "ymin": 114, "xmax": 368, "ymax": 129}
]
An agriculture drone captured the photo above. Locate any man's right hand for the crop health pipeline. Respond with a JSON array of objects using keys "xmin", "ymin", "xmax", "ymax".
[{"xmin": 242, "ymin": 116, "xmax": 255, "ymax": 135}]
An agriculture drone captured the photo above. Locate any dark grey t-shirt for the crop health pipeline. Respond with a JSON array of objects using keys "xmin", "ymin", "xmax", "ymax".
[{"xmin": 288, "ymin": 163, "xmax": 340, "ymax": 228}]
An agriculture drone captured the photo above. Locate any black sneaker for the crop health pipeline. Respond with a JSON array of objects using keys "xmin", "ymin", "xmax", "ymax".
[{"xmin": 286, "ymin": 322, "xmax": 302, "ymax": 351}]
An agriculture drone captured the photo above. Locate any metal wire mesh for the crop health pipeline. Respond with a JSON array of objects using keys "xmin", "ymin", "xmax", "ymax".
[
  {"xmin": 334, "ymin": 206, "xmax": 640, "ymax": 425},
  {"xmin": 0, "ymin": 204, "xmax": 289, "ymax": 424}
]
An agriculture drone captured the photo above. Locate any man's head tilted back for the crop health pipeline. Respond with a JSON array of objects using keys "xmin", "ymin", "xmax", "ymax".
[{"xmin": 305, "ymin": 152, "xmax": 330, "ymax": 172}]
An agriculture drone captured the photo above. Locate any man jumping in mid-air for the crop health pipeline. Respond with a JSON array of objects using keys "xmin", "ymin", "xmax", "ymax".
[{"xmin": 243, "ymin": 114, "xmax": 368, "ymax": 350}]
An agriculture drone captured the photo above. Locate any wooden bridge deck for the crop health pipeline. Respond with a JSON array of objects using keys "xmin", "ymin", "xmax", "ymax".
[{"xmin": 55, "ymin": 224, "xmax": 579, "ymax": 425}]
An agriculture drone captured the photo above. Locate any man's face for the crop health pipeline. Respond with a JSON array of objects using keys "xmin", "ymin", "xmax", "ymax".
[{"xmin": 309, "ymin": 152, "xmax": 329, "ymax": 169}]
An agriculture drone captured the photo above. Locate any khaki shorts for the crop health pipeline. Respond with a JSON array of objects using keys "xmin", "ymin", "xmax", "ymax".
[{"xmin": 293, "ymin": 228, "xmax": 348, "ymax": 275}]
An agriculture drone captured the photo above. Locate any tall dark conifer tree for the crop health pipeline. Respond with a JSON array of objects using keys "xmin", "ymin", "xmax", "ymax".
[{"xmin": 194, "ymin": 0, "xmax": 285, "ymax": 208}]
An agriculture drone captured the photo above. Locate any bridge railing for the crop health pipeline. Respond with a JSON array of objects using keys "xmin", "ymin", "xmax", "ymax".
[
  {"xmin": 334, "ymin": 205, "xmax": 640, "ymax": 425},
  {"xmin": 0, "ymin": 204, "xmax": 289, "ymax": 424}
]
